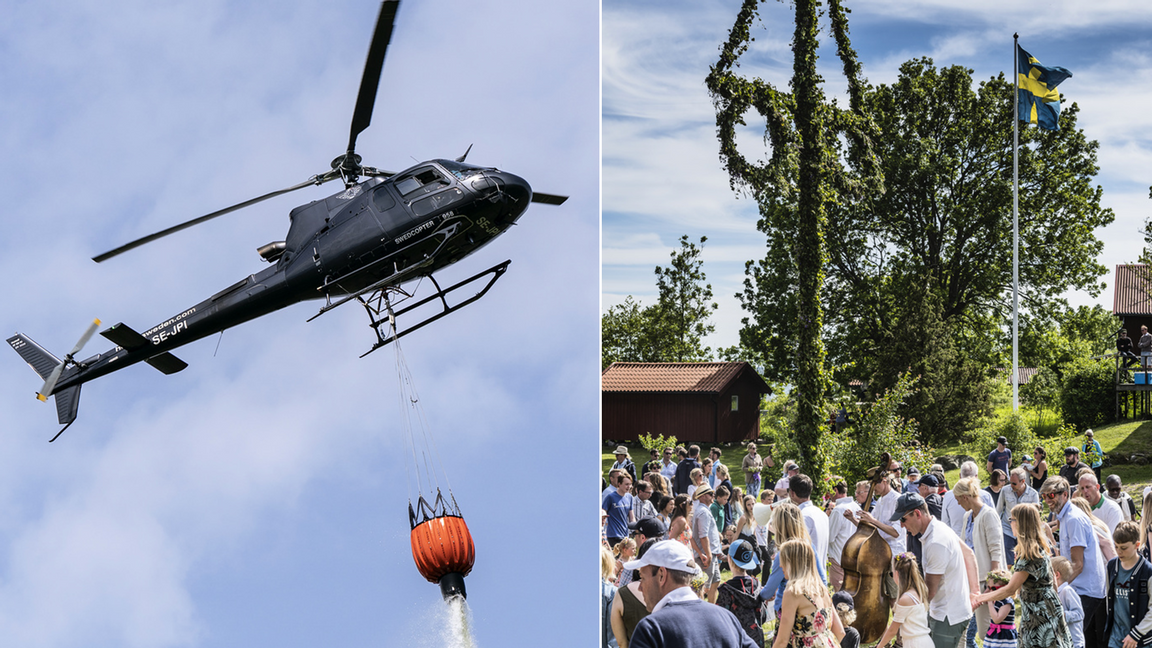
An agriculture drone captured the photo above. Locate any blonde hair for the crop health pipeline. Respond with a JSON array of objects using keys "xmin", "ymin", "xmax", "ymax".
[
  {"xmin": 1011, "ymin": 503, "xmax": 1050, "ymax": 561},
  {"xmin": 717, "ymin": 464, "xmax": 730, "ymax": 480},
  {"xmin": 892, "ymin": 552, "xmax": 928, "ymax": 607},
  {"xmin": 600, "ymin": 545, "xmax": 616, "ymax": 582},
  {"xmin": 953, "ymin": 476, "xmax": 981, "ymax": 500},
  {"xmin": 613, "ymin": 537, "xmax": 636, "ymax": 559},
  {"xmin": 779, "ymin": 539, "xmax": 826, "ymax": 602},
  {"xmin": 690, "ymin": 468, "xmax": 704, "ymax": 484},
  {"xmin": 1051, "ymin": 556, "xmax": 1073, "ymax": 583},
  {"xmin": 771, "ymin": 502, "xmax": 812, "ymax": 545}
]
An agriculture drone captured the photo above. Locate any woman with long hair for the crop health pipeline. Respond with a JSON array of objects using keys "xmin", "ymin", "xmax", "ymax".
[
  {"xmin": 876, "ymin": 552, "xmax": 932, "ymax": 648},
  {"xmin": 654, "ymin": 494, "xmax": 674, "ymax": 528},
  {"xmin": 1029, "ymin": 447, "xmax": 1048, "ymax": 491},
  {"xmin": 733, "ymin": 494, "xmax": 760, "ymax": 576},
  {"xmin": 687, "ymin": 467, "xmax": 704, "ymax": 501},
  {"xmin": 974, "ymin": 503, "xmax": 1072, "ymax": 648},
  {"xmin": 1069, "ymin": 496, "xmax": 1117, "ymax": 562},
  {"xmin": 668, "ymin": 494, "xmax": 693, "ymax": 547},
  {"xmin": 601, "ymin": 544, "xmax": 619, "ymax": 648},
  {"xmin": 770, "ymin": 539, "xmax": 844, "ymax": 648},
  {"xmin": 759, "ymin": 503, "xmax": 825, "ymax": 619}
]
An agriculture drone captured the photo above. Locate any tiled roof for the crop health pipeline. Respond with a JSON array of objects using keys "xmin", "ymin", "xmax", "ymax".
[
  {"xmin": 602, "ymin": 362, "xmax": 765, "ymax": 393},
  {"xmin": 1114, "ymin": 265, "xmax": 1152, "ymax": 315},
  {"xmin": 995, "ymin": 367, "xmax": 1040, "ymax": 386}
]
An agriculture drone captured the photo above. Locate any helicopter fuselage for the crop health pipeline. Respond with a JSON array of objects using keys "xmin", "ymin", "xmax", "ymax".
[{"xmin": 48, "ymin": 158, "xmax": 533, "ymax": 393}]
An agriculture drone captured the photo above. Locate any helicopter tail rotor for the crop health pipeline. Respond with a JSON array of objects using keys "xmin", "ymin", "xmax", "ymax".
[{"xmin": 7, "ymin": 331, "xmax": 88, "ymax": 439}]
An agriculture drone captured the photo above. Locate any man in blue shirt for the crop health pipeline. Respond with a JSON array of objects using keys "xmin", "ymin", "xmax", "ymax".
[
  {"xmin": 625, "ymin": 540, "xmax": 757, "ymax": 648},
  {"xmin": 986, "ymin": 436, "xmax": 1012, "ymax": 476},
  {"xmin": 602, "ymin": 474, "xmax": 636, "ymax": 548},
  {"xmin": 1043, "ymin": 476, "xmax": 1108, "ymax": 648}
]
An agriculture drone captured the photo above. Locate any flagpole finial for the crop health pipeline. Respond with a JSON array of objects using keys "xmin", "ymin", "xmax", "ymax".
[{"xmin": 1013, "ymin": 32, "xmax": 1019, "ymax": 40}]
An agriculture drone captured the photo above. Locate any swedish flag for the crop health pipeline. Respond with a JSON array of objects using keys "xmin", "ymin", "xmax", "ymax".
[{"xmin": 1017, "ymin": 44, "xmax": 1072, "ymax": 131}]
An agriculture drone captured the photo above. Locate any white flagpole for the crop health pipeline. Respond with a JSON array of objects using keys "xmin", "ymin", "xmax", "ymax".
[{"xmin": 1013, "ymin": 33, "xmax": 1020, "ymax": 412}]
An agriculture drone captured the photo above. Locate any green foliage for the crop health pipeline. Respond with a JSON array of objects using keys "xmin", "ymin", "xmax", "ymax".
[
  {"xmin": 651, "ymin": 235, "xmax": 718, "ymax": 362},
  {"xmin": 1059, "ymin": 356, "xmax": 1114, "ymax": 429},
  {"xmin": 601, "ymin": 236, "xmax": 718, "ymax": 368},
  {"xmin": 823, "ymin": 373, "xmax": 935, "ymax": 487},
  {"xmin": 759, "ymin": 387, "xmax": 800, "ymax": 468},
  {"xmin": 601, "ymin": 296, "xmax": 658, "ymax": 369},
  {"xmin": 638, "ymin": 433, "xmax": 679, "ymax": 456},
  {"xmin": 971, "ymin": 412, "xmax": 1038, "ymax": 471},
  {"xmin": 706, "ymin": 0, "xmax": 881, "ymax": 489},
  {"xmin": 1017, "ymin": 305, "xmax": 1118, "ymax": 379},
  {"xmin": 863, "ymin": 278, "xmax": 994, "ymax": 445}
]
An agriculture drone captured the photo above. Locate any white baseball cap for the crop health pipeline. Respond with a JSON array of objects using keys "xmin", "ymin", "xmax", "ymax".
[{"xmin": 622, "ymin": 539, "xmax": 700, "ymax": 574}]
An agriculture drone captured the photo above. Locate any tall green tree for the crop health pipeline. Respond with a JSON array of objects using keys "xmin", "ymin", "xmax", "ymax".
[
  {"xmin": 726, "ymin": 58, "xmax": 1113, "ymax": 443},
  {"xmin": 601, "ymin": 236, "xmax": 717, "ymax": 368},
  {"xmin": 706, "ymin": 0, "xmax": 881, "ymax": 483},
  {"xmin": 651, "ymin": 235, "xmax": 718, "ymax": 362}
]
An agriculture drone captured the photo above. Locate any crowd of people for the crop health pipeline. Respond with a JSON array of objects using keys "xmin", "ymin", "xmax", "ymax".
[{"xmin": 601, "ymin": 435, "xmax": 1152, "ymax": 648}]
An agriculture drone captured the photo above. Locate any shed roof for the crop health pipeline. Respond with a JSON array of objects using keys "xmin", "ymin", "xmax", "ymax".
[
  {"xmin": 1114, "ymin": 264, "xmax": 1152, "ymax": 315},
  {"xmin": 601, "ymin": 362, "xmax": 768, "ymax": 393},
  {"xmin": 995, "ymin": 367, "xmax": 1040, "ymax": 386}
]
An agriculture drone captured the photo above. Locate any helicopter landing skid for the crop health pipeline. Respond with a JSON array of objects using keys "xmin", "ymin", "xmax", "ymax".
[{"xmin": 357, "ymin": 260, "xmax": 510, "ymax": 357}]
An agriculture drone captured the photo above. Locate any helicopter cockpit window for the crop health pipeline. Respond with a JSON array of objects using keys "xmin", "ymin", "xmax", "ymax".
[
  {"xmin": 436, "ymin": 159, "xmax": 487, "ymax": 180},
  {"xmin": 395, "ymin": 167, "xmax": 451, "ymax": 198}
]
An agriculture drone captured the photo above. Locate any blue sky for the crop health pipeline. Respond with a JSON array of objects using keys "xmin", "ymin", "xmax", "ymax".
[
  {"xmin": 0, "ymin": 1, "xmax": 597, "ymax": 646},
  {"xmin": 604, "ymin": 0, "xmax": 1152, "ymax": 352}
]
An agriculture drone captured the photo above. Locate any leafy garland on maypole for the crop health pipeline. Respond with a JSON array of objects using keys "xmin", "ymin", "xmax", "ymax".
[{"xmin": 705, "ymin": 0, "xmax": 882, "ymax": 488}]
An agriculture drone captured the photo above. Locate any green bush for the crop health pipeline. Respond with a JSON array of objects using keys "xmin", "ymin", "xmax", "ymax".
[
  {"xmin": 638, "ymin": 433, "xmax": 679, "ymax": 455},
  {"xmin": 1059, "ymin": 357, "xmax": 1114, "ymax": 429},
  {"xmin": 824, "ymin": 373, "xmax": 936, "ymax": 487},
  {"xmin": 971, "ymin": 411, "xmax": 1037, "ymax": 469}
]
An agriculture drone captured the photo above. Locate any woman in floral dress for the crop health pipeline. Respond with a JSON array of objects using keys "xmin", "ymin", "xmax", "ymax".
[
  {"xmin": 770, "ymin": 539, "xmax": 844, "ymax": 648},
  {"xmin": 973, "ymin": 503, "xmax": 1071, "ymax": 648}
]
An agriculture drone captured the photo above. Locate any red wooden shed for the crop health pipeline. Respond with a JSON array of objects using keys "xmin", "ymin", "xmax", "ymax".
[{"xmin": 601, "ymin": 362, "xmax": 770, "ymax": 443}]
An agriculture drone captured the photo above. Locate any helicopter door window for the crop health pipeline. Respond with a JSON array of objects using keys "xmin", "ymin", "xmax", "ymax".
[
  {"xmin": 395, "ymin": 168, "xmax": 451, "ymax": 199},
  {"xmin": 372, "ymin": 185, "xmax": 397, "ymax": 212},
  {"xmin": 411, "ymin": 188, "xmax": 464, "ymax": 217}
]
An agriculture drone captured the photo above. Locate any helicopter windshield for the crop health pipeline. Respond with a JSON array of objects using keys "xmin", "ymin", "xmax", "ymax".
[{"xmin": 435, "ymin": 159, "xmax": 489, "ymax": 180}]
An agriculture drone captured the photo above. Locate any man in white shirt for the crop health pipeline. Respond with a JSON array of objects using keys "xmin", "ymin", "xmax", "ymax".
[
  {"xmin": 894, "ymin": 493, "xmax": 980, "ymax": 648},
  {"xmin": 790, "ymin": 473, "xmax": 829, "ymax": 576},
  {"xmin": 659, "ymin": 448, "xmax": 678, "ymax": 483},
  {"xmin": 842, "ymin": 473, "xmax": 905, "ymax": 602},
  {"xmin": 690, "ymin": 485, "xmax": 722, "ymax": 603},
  {"xmin": 1078, "ymin": 473, "xmax": 1122, "ymax": 534},
  {"xmin": 631, "ymin": 479, "xmax": 657, "ymax": 521},
  {"xmin": 828, "ymin": 480, "xmax": 868, "ymax": 590}
]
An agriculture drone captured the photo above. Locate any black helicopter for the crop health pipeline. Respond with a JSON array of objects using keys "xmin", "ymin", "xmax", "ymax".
[{"xmin": 7, "ymin": 0, "xmax": 566, "ymax": 440}]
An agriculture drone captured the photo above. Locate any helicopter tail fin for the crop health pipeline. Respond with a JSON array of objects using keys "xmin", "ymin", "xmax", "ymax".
[
  {"xmin": 7, "ymin": 333, "xmax": 83, "ymax": 430},
  {"xmin": 7, "ymin": 333, "xmax": 61, "ymax": 381}
]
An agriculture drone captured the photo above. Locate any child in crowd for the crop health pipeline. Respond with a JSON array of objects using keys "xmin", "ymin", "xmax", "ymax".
[
  {"xmin": 712, "ymin": 485, "xmax": 731, "ymax": 532},
  {"xmin": 877, "ymin": 552, "xmax": 932, "ymax": 648},
  {"xmin": 832, "ymin": 590, "xmax": 859, "ymax": 648},
  {"xmin": 1105, "ymin": 521, "xmax": 1152, "ymax": 648},
  {"xmin": 1052, "ymin": 556, "xmax": 1085, "ymax": 648},
  {"xmin": 982, "ymin": 569, "xmax": 1017, "ymax": 648},
  {"xmin": 612, "ymin": 537, "xmax": 636, "ymax": 585}
]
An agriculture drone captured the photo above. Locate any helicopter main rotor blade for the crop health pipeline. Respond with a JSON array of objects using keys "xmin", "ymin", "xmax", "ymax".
[
  {"xmin": 92, "ymin": 174, "xmax": 336, "ymax": 263},
  {"xmin": 530, "ymin": 192, "xmax": 568, "ymax": 206},
  {"xmin": 347, "ymin": 0, "xmax": 399, "ymax": 157}
]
